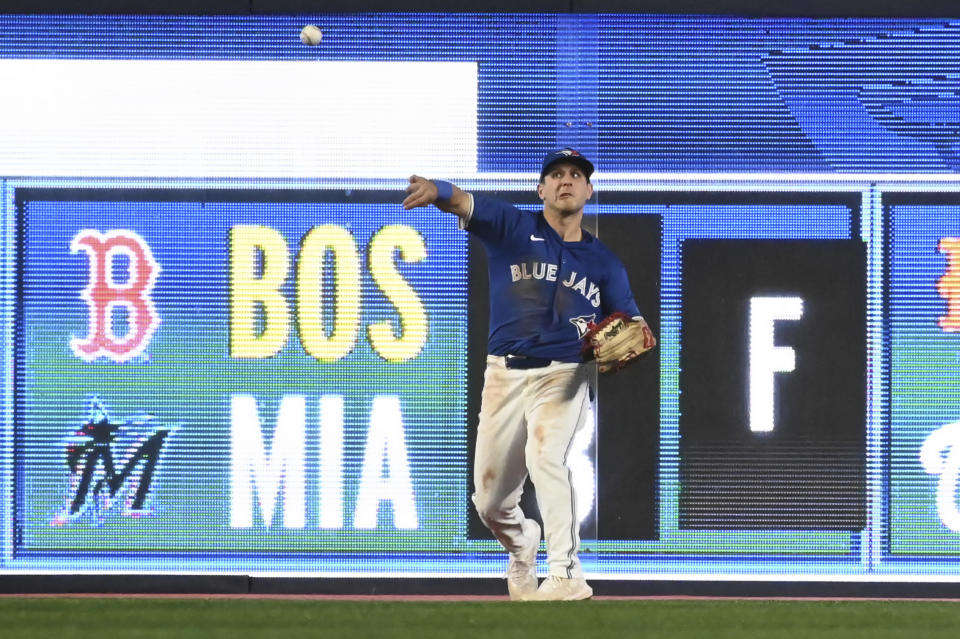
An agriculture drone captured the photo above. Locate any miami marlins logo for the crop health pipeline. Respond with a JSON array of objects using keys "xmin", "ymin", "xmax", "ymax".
[
  {"xmin": 570, "ymin": 314, "xmax": 597, "ymax": 339},
  {"xmin": 51, "ymin": 396, "xmax": 174, "ymax": 526}
]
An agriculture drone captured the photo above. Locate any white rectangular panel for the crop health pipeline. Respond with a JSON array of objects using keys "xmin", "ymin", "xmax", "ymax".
[{"xmin": 0, "ymin": 59, "xmax": 477, "ymax": 178}]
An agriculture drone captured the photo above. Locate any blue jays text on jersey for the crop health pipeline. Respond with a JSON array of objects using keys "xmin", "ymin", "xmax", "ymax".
[{"xmin": 464, "ymin": 194, "xmax": 642, "ymax": 362}]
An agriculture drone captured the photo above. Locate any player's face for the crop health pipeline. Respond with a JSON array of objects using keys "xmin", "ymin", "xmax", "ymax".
[{"xmin": 538, "ymin": 163, "xmax": 593, "ymax": 216}]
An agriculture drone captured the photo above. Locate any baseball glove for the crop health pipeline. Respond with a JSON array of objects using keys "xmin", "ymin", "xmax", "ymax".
[{"xmin": 581, "ymin": 312, "xmax": 657, "ymax": 374}]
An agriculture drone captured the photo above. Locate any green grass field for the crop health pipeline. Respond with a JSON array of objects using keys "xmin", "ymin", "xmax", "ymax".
[{"xmin": 2, "ymin": 598, "xmax": 960, "ymax": 638}]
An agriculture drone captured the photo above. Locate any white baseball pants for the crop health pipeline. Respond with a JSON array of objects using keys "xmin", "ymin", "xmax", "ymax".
[{"xmin": 471, "ymin": 355, "xmax": 593, "ymax": 578}]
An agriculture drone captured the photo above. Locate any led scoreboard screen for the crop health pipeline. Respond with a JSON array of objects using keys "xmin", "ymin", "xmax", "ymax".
[
  {"xmin": 14, "ymin": 190, "xmax": 468, "ymax": 554},
  {"xmin": 2, "ymin": 13, "xmax": 960, "ymax": 582}
]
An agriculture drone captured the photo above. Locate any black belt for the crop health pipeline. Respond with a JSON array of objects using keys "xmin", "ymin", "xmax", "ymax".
[{"xmin": 504, "ymin": 354, "xmax": 553, "ymax": 370}]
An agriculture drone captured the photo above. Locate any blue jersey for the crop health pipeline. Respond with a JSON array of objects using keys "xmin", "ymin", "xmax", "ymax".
[{"xmin": 465, "ymin": 194, "xmax": 642, "ymax": 362}]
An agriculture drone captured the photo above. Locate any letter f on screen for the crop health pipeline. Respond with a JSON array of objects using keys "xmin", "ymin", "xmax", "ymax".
[{"xmin": 749, "ymin": 296, "xmax": 804, "ymax": 433}]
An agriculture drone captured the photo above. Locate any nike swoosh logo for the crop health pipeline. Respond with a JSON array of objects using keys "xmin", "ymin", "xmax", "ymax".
[{"xmin": 530, "ymin": 235, "xmax": 545, "ymax": 242}]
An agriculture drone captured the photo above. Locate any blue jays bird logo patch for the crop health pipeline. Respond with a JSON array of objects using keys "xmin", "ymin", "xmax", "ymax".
[{"xmin": 569, "ymin": 314, "xmax": 597, "ymax": 339}]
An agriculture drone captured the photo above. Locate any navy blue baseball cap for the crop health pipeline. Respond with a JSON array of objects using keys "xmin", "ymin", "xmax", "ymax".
[{"xmin": 540, "ymin": 148, "xmax": 595, "ymax": 181}]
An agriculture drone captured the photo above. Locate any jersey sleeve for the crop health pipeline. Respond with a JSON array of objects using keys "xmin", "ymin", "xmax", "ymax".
[
  {"xmin": 462, "ymin": 194, "xmax": 526, "ymax": 245},
  {"xmin": 602, "ymin": 259, "xmax": 643, "ymax": 319}
]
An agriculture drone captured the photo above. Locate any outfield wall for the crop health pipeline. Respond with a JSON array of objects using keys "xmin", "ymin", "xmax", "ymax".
[{"xmin": 2, "ymin": 14, "xmax": 960, "ymax": 588}]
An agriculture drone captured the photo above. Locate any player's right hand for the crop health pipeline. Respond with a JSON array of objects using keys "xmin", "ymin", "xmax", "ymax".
[{"xmin": 403, "ymin": 175, "xmax": 438, "ymax": 210}]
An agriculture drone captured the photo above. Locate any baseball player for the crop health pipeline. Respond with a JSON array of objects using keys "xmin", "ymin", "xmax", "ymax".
[{"xmin": 403, "ymin": 148, "xmax": 654, "ymax": 601}]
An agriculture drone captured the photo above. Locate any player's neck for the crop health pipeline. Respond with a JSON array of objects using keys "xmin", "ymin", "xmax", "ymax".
[{"xmin": 543, "ymin": 208, "xmax": 584, "ymax": 242}]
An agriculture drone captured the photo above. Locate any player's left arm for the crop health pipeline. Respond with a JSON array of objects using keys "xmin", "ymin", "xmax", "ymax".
[
  {"xmin": 601, "ymin": 261, "xmax": 643, "ymax": 320},
  {"xmin": 585, "ymin": 262, "xmax": 656, "ymax": 373}
]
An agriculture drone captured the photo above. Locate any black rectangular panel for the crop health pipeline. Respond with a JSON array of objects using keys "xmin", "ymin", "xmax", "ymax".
[{"xmin": 679, "ymin": 239, "xmax": 866, "ymax": 530}]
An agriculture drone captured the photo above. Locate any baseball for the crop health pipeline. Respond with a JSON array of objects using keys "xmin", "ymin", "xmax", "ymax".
[{"xmin": 300, "ymin": 25, "xmax": 323, "ymax": 46}]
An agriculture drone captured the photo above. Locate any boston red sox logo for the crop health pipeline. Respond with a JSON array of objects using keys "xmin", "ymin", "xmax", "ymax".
[{"xmin": 70, "ymin": 230, "xmax": 161, "ymax": 362}]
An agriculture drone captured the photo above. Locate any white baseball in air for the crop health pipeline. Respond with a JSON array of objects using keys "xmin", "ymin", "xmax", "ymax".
[{"xmin": 300, "ymin": 25, "xmax": 323, "ymax": 46}]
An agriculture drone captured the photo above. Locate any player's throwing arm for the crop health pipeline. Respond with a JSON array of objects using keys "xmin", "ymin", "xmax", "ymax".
[{"xmin": 403, "ymin": 175, "xmax": 473, "ymax": 221}]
